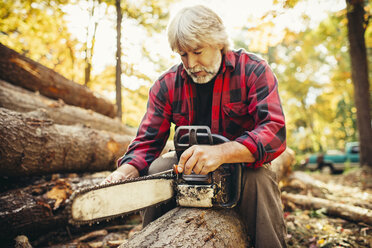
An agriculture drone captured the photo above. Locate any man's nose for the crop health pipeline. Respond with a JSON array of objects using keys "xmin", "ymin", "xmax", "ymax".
[{"xmin": 187, "ymin": 54, "xmax": 198, "ymax": 69}]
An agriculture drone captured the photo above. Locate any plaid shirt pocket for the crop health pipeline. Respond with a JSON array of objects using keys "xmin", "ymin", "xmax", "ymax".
[
  {"xmin": 222, "ymin": 102, "xmax": 255, "ymax": 139},
  {"xmin": 222, "ymin": 102, "xmax": 249, "ymax": 117}
]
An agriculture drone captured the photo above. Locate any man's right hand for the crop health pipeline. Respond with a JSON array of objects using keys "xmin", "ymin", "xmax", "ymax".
[{"xmin": 101, "ymin": 164, "xmax": 139, "ymax": 185}]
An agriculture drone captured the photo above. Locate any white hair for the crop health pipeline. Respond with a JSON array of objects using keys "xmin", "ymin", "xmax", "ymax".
[{"xmin": 167, "ymin": 5, "xmax": 230, "ymax": 54}]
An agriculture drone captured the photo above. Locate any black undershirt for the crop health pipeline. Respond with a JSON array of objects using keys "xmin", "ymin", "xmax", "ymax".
[{"xmin": 194, "ymin": 79, "xmax": 215, "ymax": 127}]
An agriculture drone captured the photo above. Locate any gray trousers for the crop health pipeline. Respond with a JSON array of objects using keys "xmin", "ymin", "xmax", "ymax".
[{"xmin": 143, "ymin": 151, "xmax": 287, "ymax": 248}]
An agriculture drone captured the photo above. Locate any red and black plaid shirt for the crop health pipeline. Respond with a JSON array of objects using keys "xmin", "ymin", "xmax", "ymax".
[{"xmin": 118, "ymin": 49, "xmax": 286, "ymax": 173}]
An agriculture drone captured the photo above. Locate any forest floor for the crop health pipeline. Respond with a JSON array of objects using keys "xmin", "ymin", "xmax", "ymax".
[
  {"xmin": 284, "ymin": 168, "xmax": 372, "ymax": 248},
  {"xmin": 14, "ymin": 168, "xmax": 372, "ymax": 248}
]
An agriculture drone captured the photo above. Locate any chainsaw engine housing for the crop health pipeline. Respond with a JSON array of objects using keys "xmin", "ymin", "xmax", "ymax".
[{"xmin": 174, "ymin": 126, "xmax": 242, "ymax": 208}]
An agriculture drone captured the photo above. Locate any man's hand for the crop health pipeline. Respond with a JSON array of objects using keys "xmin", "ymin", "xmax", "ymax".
[
  {"xmin": 101, "ymin": 164, "xmax": 139, "ymax": 185},
  {"xmin": 177, "ymin": 141, "xmax": 255, "ymax": 175},
  {"xmin": 177, "ymin": 145, "xmax": 225, "ymax": 175}
]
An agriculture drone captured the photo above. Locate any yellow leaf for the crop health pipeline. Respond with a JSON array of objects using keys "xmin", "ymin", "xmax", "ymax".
[
  {"xmin": 46, "ymin": 179, "xmax": 72, "ymax": 210},
  {"xmin": 317, "ymin": 239, "xmax": 325, "ymax": 245}
]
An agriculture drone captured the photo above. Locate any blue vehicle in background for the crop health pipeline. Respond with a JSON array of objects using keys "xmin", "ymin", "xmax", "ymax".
[{"xmin": 302, "ymin": 142, "xmax": 360, "ymax": 174}]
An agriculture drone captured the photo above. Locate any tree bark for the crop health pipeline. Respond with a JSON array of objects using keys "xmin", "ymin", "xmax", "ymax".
[
  {"xmin": 283, "ymin": 171, "xmax": 372, "ymax": 210},
  {"xmin": 0, "ymin": 108, "xmax": 132, "ymax": 176},
  {"xmin": 121, "ymin": 207, "xmax": 248, "ymax": 248},
  {"xmin": 346, "ymin": 0, "xmax": 372, "ymax": 167},
  {"xmin": 281, "ymin": 192, "xmax": 372, "ymax": 225},
  {"xmin": 0, "ymin": 43, "xmax": 117, "ymax": 118},
  {"xmin": 270, "ymin": 147, "xmax": 296, "ymax": 182},
  {"xmin": 115, "ymin": 0, "xmax": 123, "ymax": 119},
  {"xmin": 0, "ymin": 80, "xmax": 136, "ymax": 135},
  {"xmin": 0, "ymin": 175, "xmax": 104, "ymax": 242}
]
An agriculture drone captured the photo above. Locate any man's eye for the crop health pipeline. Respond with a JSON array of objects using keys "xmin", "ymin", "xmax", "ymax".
[
  {"xmin": 194, "ymin": 51, "xmax": 202, "ymax": 55},
  {"xmin": 180, "ymin": 53, "xmax": 187, "ymax": 57}
]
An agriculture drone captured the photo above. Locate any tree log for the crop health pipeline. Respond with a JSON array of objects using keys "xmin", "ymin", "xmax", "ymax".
[
  {"xmin": 121, "ymin": 207, "xmax": 248, "ymax": 248},
  {"xmin": 281, "ymin": 192, "xmax": 372, "ymax": 225},
  {"xmin": 270, "ymin": 147, "xmax": 296, "ymax": 182},
  {"xmin": 0, "ymin": 80, "xmax": 136, "ymax": 135},
  {"xmin": 118, "ymin": 148, "xmax": 294, "ymax": 248},
  {"xmin": 0, "ymin": 43, "xmax": 116, "ymax": 118},
  {"xmin": 0, "ymin": 174, "xmax": 105, "ymax": 242},
  {"xmin": 282, "ymin": 171, "xmax": 372, "ymax": 209},
  {"xmin": 0, "ymin": 108, "xmax": 132, "ymax": 176}
]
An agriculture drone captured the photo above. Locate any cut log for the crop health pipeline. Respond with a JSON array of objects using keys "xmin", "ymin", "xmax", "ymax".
[
  {"xmin": 0, "ymin": 173, "xmax": 125, "ymax": 243},
  {"xmin": 281, "ymin": 192, "xmax": 372, "ymax": 225},
  {"xmin": 0, "ymin": 107, "xmax": 132, "ymax": 176},
  {"xmin": 283, "ymin": 171, "xmax": 372, "ymax": 209},
  {"xmin": 0, "ymin": 80, "xmax": 136, "ymax": 135},
  {"xmin": 270, "ymin": 147, "xmax": 296, "ymax": 182},
  {"xmin": 0, "ymin": 43, "xmax": 116, "ymax": 118},
  {"xmin": 0, "ymin": 175, "xmax": 101, "ymax": 240},
  {"xmin": 280, "ymin": 171, "xmax": 330, "ymax": 198},
  {"xmin": 121, "ymin": 207, "xmax": 248, "ymax": 248}
]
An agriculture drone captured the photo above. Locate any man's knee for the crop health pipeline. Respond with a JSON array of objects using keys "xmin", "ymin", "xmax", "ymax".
[
  {"xmin": 148, "ymin": 151, "xmax": 177, "ymax": 175},
  {"xmin": 243, "ymin": 166, "xmax": 278, "ymax": 184}
]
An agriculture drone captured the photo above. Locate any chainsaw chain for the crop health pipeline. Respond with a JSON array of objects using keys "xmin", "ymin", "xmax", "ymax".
[{"xmin": 67, "ymin": 173, "xmax": 176, "ymax": 226}]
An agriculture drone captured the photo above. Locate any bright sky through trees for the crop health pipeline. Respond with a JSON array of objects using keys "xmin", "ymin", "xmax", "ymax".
[{"xmin": 63, "ymin": 0, "xmax": 345, "ymax": 90}]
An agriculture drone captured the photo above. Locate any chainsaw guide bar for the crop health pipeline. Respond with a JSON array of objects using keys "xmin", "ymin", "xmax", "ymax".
[{"xmin": 68, "ymin": 173, "xmax": 175, "ymax": 226}]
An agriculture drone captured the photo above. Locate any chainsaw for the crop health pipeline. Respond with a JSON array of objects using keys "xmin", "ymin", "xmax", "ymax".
[{"xmin": 68, "ymin": 126, "xmax": 242, "ymax": 226}]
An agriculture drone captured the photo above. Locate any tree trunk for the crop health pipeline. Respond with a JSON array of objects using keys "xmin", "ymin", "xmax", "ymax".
[
  {"xmin": 0, "ymin": 80, "xmax": 136, "ymax": 135},
  {"xmin": 282, "ymin": 192, "xmax": 372, "ymax": 225},
  {"xmin": 0, "ymin": 43, "xmax": 117, "ymax": 118},
  {"xmin": 346, "ymin": 0, "xmax": 372, "ymax": 167},
  {"xmin": 121, "ymin": 207, "xmax": 248, "ymax": 248},
  {"xmin": 0, "ymin": 108, "xmax": 132, "ymax": 176},
  {"xmin": 84, "ymin": 0, "xmax": 101, "ymax": 87},
  {"xmin": 115, "ymin": 0, "xmax": 123, "ymax": 119}
]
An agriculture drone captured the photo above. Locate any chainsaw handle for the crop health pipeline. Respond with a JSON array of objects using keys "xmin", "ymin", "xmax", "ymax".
[{"xmin": 174, "ymin": 125, "xmax": 213, "ymax": 151}]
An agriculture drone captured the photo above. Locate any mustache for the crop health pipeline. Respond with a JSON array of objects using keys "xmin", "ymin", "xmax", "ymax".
[{"xmin": 186, "ymin": 66, "xmax": 215, "ymax": 75}]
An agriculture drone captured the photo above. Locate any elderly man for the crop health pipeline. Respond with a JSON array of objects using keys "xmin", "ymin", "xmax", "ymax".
[{"xmin": 104, "ymin": 5, "xmax": 287, "ymax": 247}]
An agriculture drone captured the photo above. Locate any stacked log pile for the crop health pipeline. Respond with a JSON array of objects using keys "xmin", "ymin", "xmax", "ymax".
[
  {"xmin": 0, "ymin": 43, "xmax": 139, "ymax": 245},
  {"xmin": 0, "ymin": 43, "xmax": 116, "ymax": 117}
]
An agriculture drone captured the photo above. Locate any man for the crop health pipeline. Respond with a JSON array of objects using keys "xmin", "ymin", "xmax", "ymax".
[{"xmin": 104, "ymin": 5, "xmax": 287, "ymax": 247}]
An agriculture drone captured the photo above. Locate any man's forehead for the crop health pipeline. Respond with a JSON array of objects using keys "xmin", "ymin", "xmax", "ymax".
[{"xmin": 178, "ymin": 45, "xmax": 205, "ymax": 53}]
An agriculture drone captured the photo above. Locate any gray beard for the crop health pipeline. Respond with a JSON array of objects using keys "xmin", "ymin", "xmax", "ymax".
[{"xmin": 184, "ymin": 60, "xmax": 221, "ymax": 84}]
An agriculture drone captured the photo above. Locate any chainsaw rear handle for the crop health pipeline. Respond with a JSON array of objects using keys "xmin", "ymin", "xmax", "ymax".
[{"xmin": 174, "ymin": 125, "xmax": 242, "ymax": 208}]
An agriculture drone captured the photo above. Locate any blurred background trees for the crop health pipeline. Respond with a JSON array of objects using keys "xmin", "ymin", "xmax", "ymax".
[{"xmin": 0, "ymin": 0, "xmax": 370, "ymax": 164}]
